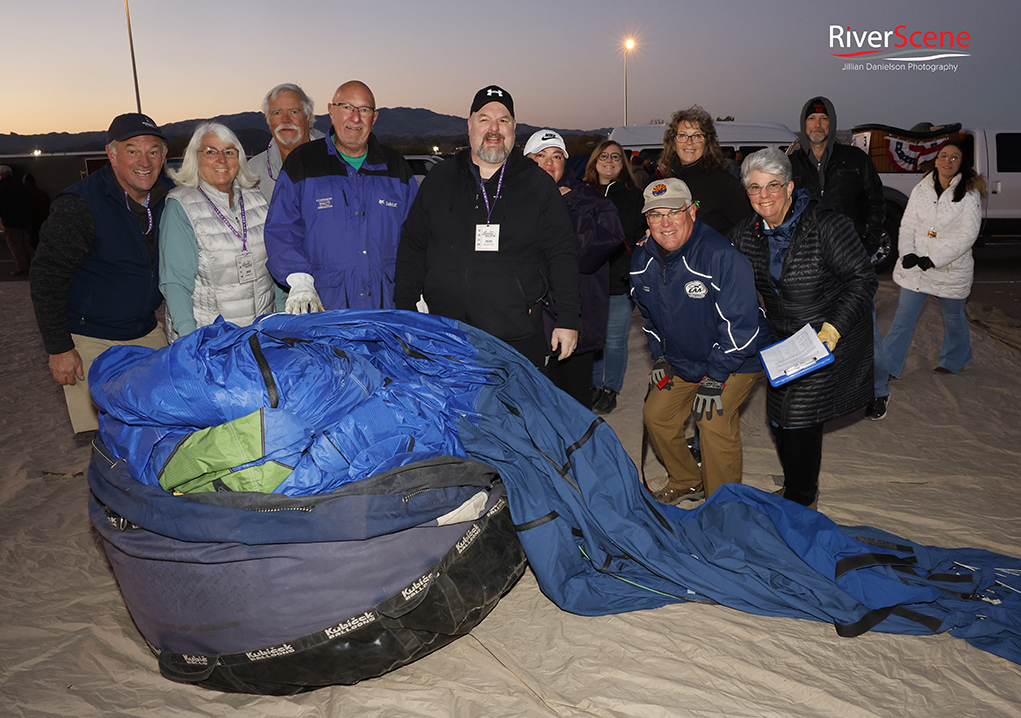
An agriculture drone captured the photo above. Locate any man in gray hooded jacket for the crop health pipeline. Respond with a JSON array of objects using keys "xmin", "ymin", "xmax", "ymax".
[{"xmin": 788, "ymin": 96, "xmax": 890, "ymax": 421}]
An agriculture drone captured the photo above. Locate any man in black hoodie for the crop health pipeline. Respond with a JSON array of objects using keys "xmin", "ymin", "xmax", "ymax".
[{"xmin": 789, "ymin": 96, "xmax": 890, "ymax": 420}]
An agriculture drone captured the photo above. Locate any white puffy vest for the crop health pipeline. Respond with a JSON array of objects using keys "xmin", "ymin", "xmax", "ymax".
[{"xmin": 168, "ymin": 182, "xmax": 275, "ymax": 337}]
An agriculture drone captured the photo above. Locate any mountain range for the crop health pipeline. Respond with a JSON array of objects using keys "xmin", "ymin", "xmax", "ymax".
[{"xmin": 0, "ymin": 107, "xmax": 612, "ymax": 155}]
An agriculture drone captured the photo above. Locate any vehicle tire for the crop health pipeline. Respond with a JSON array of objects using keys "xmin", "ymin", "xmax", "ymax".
[{"xmin": 875, "ymin": 202, "xmax": 903, "ymax": 274}]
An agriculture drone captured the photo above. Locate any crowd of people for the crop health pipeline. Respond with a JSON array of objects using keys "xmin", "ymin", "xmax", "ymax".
[{"xmin": 21, "ymin": 82, "xmax": 986, "ymax": 509}]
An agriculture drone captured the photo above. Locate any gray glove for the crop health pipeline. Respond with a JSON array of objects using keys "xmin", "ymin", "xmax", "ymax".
[
  {"xmin": 692, "ymin": 376, "xmax": 725, "ymax": 421},
  {"xmin": 651, "ymin": 356, "xmax": 673, "ymax": 390}
]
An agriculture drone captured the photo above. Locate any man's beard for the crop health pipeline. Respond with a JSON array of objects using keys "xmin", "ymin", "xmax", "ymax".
[
  {"xmin": 476, "ymin": 135, "xmax": 511, "ymax": 165},
  {"xmin": 274, "ymin": 123, "xmax": 305, "ymax": 148}
]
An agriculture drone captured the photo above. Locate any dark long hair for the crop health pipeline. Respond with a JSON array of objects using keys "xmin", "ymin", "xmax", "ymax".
[
  {"xmin": 657, "ymin": 105, "xmax": 728, "ymax": 177},
  {"xmin": 936, "ymin": 140, "xmax": 987, "ymax": 202},
  {"xmin": 584, "ymin": 140, "xmax": 638, "ymax": 189}
]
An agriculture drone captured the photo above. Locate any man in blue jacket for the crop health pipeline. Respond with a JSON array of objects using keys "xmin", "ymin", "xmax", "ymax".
[
  {"xmin": 265, "ymin": 80, "xmax": 417, "ymax": 312},
  {"xmin": 30, "ymin": 113, "xmax": 170, "ymax": 436},
  {"xmin": 631, "ymin": 178, "xmax": 766, "ymax": 503}
]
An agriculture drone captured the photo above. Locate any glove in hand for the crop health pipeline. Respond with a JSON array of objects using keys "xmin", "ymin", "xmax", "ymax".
[
  {"xmin": 916, "ymin": 256, "xmax": 935, "ymax": 271},
  {"xmin": 285, "ymin": 272, "xmax": 325, "ymax": 314},
  {"xmin": 901, "ymin": 253, "xmax": 919, "ymax": 269},
  {"xmin": 692, "ymin": 376, "xmax": 725, "ymax": 421},
  {"xmin": 651, "ymin": 356, "xmax": 673, "ymax": 391},
  {"xmin": 817, "ymin": 322, "xmax": 841, "ymax": 352}
]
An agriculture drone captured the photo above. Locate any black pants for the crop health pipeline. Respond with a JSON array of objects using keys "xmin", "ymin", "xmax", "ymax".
[
  {"xmin": 769, "ymin": 422, "xmax": 824, "ymax": 506},
  {"xmin": 546, "ymin": 350, "xmax": 596, "ymax": 410}
]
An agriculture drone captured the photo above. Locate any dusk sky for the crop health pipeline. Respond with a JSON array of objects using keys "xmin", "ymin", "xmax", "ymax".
[{"xmin": 2, "ymin": 0, "xmax": 1018, "ymax": 138}]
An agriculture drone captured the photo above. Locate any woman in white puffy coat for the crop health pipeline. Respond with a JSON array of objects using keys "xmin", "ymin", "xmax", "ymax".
[{"xmin": 883, "ymin": 141, "xmax": 985, "ymax": 376}]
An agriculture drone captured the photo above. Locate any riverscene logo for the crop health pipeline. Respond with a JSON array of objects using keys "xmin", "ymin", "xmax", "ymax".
[{"xmin": 829, "ymin": 24, "xmax": 970, "ymax": 73}]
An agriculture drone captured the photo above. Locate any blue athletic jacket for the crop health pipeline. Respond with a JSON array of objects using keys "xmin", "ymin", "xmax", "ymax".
[
  {"xmin": 630, "ymin": 220, "xmax": 768, "ymax": 382},
  {"xmin": 265, "ymin": 133, "xmax": 417, "ymax": 310}
]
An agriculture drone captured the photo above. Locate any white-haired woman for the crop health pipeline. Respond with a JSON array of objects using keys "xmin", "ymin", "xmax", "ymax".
[
  {"xmin": 159, "ymin": 122, "xmax": 284, "ymax": 340},
  {"xmin": 729, "ymin": 149, "xmax": 877, "ymax": 509}
]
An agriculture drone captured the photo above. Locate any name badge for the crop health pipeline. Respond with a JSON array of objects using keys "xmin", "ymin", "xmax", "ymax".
[
  {"xmin": 236, "ymin": 251, "xmax": 256, "ymax": 284},
  {"xmin": 475, "ymin": 224, "xmax": 499, "ymax": 251}
]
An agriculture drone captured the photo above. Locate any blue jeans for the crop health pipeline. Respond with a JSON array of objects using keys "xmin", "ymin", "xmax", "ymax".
[
  {"xmin": 872, "ymin": 306, "xmax": 890, "ymax": 398},
  {"xmin": 883, "ymin": 287, "xmax": 972, "ymax": 376},
  {"xmin": 592, "ymin": 294, "xmax": 635, "ymax": 393}
]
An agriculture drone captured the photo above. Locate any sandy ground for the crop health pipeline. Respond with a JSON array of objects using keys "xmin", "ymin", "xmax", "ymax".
[{"xmin": 2, "ymin": 279, "xmax": 1020, "ymax": 717}]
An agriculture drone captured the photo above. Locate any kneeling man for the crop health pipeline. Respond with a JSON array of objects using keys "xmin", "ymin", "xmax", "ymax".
[{"xmin": 631, "ymin": 178, "xmax": 766, "ymax": 503}]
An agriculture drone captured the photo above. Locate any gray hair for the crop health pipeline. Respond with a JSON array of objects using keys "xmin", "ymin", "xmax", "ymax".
[
  {"xmin": 261, "ymin": 83, "xmax": 315, "ymax": 123},
  {"xmin": 740, "ymin": 148, "xmax": 793, "ymax": 188},
  {"xmin": 0, "ymin": 165, "xmax": 12, "ymax": 178},
  {"xmin": 168, "ymin": 122, "xmax": 259, "ymax": 189}
]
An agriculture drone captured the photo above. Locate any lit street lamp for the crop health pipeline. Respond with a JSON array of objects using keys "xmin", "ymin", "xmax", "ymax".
[{"xmin": 623, "ymin": 38, "xmax": 635, "ymax": 126}]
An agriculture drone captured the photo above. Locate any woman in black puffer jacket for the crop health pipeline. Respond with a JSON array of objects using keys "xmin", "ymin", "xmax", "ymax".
[{"xmin": 729, "ymin": 149, "xmax": 876, "ymax": 509}]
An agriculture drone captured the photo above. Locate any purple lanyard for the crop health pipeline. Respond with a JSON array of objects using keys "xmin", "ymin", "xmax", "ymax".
[
  {"xmin": 265, "ymin": 141, "xmax": 276, "ymax": 180},
  {"xmin": 124, "ymin": 191, "xmax": 153, "ymax": 234},
  {"xmin": 479, "ymin": 162, "xmax": 507, "ymax": 224},
  {"xmin": 198, "ymin": 186, "xmax": 248, "ymax": 251}
]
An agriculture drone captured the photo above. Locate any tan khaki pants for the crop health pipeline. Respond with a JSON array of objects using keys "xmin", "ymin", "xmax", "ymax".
[
  {"xmin": 643, "ymin": 370, "xmax": 761, "ymax": 498},
  {"xmin": 63, "ymin": 326, "xmax": 168, "ymax": 433}
]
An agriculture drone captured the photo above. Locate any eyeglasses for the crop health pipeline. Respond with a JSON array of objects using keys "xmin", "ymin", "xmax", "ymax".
[
  {"xmin": 937, "ymin": 154, "xmax": 961, "ymax": 163},
  {"xmin": 674, "ymin": 132, "xmax": 706, "ymax": 143},
  {"xmin": 201, "ymin": 147, "xmax": 239, "ymax": 159},
  {"xmin": 745, "ymin": 181, "xmax": 786, "ymax": 196},
  {"xmin": 646, "ymin": 208, "xmax": 689, "ymax": 223},
  {"xmin": 598, "ymin": 152, "xmax": 623, "ymax": 162},
  {"xmin": 330, "ymin": 102, "xmax": 375, "ymax": 116}
]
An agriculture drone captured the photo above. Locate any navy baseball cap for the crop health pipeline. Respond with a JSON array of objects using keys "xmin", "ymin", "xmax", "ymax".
[{"xmin": 107, "ymin": 113, "xmax": 165, "ymax": 143}]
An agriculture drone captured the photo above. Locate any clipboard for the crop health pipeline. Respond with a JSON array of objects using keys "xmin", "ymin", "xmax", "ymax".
[{"xmin": 759, "ymin": 323, "xmax": 834, "ymax": 387}]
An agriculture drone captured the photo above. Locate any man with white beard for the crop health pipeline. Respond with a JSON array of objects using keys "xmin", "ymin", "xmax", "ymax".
[
  {"xmin": 250, "ymin": 83, "xmax": 324, "ymax": 200},
  {"xmin": 394, "ymin": 85, "xmax": 580, "ymax": 369}
]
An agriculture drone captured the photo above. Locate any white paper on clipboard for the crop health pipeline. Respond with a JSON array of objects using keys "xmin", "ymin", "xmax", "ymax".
[{"xmin": 759, "ymin": 323, "xmax": 834, "ymax": 387}]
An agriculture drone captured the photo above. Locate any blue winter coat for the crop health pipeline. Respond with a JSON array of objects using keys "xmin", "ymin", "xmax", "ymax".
[
  {"xmin": 265, "ymin": 133, "xmax": 417, "ymax": 310},
  {"xmin": 630, "ymin": 220, "xmax": 768, "ymax": 382}
]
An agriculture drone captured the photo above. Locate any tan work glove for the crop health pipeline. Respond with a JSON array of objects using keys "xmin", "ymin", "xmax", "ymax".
[{"xmin": 817, "ymin": 322, "xmax": 841, "ymax": 352}]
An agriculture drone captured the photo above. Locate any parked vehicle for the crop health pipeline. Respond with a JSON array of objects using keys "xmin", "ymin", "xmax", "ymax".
[
  {"xmin": 404, "ymin": 154, "xmax": 443, "ymax": 188},
  {"xmin": 851, "ymin": 124, "xmax": 1021, "ymax": 271}
]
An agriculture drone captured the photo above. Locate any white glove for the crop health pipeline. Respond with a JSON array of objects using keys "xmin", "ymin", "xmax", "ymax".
[{"xmin": 284, "ymin": 272, "xmax": 324, "ymax": 314}]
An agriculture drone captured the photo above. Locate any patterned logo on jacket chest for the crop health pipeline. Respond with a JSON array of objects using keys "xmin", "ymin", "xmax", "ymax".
[
  {"xmin": 316, "ymin": 197, "xmax": 333, "ymax": 210},
  {"xmin": 685, "ymin": 280, "xmax": 708, "ymax": 299}
]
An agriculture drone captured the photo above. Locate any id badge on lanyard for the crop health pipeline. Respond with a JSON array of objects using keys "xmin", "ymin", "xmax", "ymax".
[
  {"xmin": 476, "ymin": 224, "xmax": 500, "ymax": 251},
  {"xmin": 236, "ymin": 251, "xmax": 256, "ymax": 283}
]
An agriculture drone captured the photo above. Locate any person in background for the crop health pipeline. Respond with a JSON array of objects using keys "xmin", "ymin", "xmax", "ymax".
[
  {"xmin": 730, "ymin": 149, "xmax": 876, "ymax": 510},
  {"xmin": 394, "ymin": 85, "xmax": 580, "ymax": 369},
  {"xmin": 159, "ymin": 123, "xmax": 283, "ymax": 340},
  {"xmin": 655, "ymin": 105, "xmax": 750, "ymax": 236},
  {"xmin": 265, "ymin": 80, "xmax": 417, "ymax": 313},
  {"xmin": 632, "ymin": 178, "xmax": 765, "ymax": 504},
  {"xmin": 787, "ymin": 96, "xmax": 890, "ymax": 421},
  {"xmin": 249, "ymin": 83, "xmax": 324, "ymax": 201},
  {"xmin": 883, "ymin": 141, "xmax": 985, "ymax": 376},
  {"xmin": 0, "ymin": 165, "xmax": 34, "ymax": 275},
  {"xmin": 525, "ymin": 129, "xmax": 623, "ymax": 408},
  {"xmin": 30, "ymin": 113, "xmax": 170, "ymax": 437},
  {"xmin": 23, "ymin": 173, "xmax": 50, "ymax": 250},
  {"xmin": 584, "ymin": 139, "xmax": 646, "ymax": 414}
]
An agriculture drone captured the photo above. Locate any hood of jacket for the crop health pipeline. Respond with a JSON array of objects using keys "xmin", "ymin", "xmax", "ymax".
[{"xmin": 799, "ymin": 96, "xmax": 837, "ymax": 168}]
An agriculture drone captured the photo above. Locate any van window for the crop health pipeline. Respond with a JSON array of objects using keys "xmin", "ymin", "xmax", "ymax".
[{"xmin": 996, "ymin": 134, "xmax": 1021, "ymax": 173}]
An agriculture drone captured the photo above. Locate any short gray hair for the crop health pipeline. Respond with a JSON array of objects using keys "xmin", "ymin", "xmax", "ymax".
[
  {"xmin": 261, "ymin": 83, "xmax": 315, "ymax": 123},
  {"xmin": 168, "ymin": 122, "xmax": 259, "ymax": 189},
  {"xmin": 740, "ymin": 148, "xmax": 793, "ymax": 187}
]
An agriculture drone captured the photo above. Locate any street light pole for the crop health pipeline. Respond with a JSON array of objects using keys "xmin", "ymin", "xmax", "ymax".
[
  {"xmin": 124, "ymin": 0, "xmax": 142, "ymax": 113},
  {"xmin": 623, "ymin": 38, "xmax": 635, "ymax": 126}
]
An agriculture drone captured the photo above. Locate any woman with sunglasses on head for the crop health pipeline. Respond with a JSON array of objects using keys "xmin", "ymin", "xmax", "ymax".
[
  {"xmin": 883, "ymin": 141, "xmax": 985, "ymax": 376},
  {"xmin": 729, "ymin": 149, "xmax": 877, "ymax": 509},
  {"xmin": 583, "ymin": 140, "xmax": 647, "ymax": 414},
  {"xmin": 656, "ymin": 105, "xmax": 750, "ymax": 236},
  {"xmin": 159, "ymin": 123, "xmax": 284, "ymax": 341}
]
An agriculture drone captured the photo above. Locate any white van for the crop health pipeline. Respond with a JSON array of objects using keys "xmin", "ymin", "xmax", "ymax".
[{"xmin": 609, "ymin": 121, "xmax": 798, "ymax": 160}]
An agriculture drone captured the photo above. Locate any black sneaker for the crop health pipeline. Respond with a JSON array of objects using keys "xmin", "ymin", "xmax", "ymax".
[
  {"xmin": 593, "ymin": 388, "xmax": 617, "ymax": 415},
  {"xmin": 864, "ymin": 395, "xmax": 889, "ymax": 421}
]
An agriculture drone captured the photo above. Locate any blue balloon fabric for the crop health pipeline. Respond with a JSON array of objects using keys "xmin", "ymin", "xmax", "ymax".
[{"xmin": 89, "ymin": 310, "xmax": 1021, "ymax": 666}]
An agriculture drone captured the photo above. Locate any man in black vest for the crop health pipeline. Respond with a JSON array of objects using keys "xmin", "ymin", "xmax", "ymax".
[{"xmin": 30, "ymin": 113, "xmax": 170, "ymax": 438}]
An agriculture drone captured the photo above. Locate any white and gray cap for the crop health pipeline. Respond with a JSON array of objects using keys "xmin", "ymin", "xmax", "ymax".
[
  {"xmin": 523, "ymin": 129, "xmax": 568, "ymax": 158},
  {"xmin": 642, "ymin": 178, "xmax": 693, "ymax": 214}
]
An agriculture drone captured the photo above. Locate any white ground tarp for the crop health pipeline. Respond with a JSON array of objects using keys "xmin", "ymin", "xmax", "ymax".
[{"xmin": 2, "ymin": 280, "xmax": 1019, "ymax": 717}]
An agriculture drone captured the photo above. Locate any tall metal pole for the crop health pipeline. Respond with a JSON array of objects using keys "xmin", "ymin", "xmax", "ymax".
[
  {"xmin": 124, "ymin": 0, "xmax": 142, "ymax": 113},
  {"xmin": 623, "ymin": 39, "xmax": 634, "ymax": 126}
]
